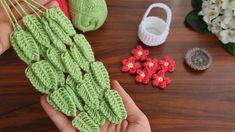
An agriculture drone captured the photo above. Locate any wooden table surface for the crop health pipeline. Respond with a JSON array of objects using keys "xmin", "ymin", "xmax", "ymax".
[{"xmin": 1, "ymin": 0, "xmax": 235, "ymax": 131}]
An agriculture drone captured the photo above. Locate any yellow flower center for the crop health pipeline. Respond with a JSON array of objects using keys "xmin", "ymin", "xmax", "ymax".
[
  {"xmin": 158, "ymin": 77, "xmax": 163, "ymax": 82},
  {"xmin": 127, "ymin": 63, "xmax": 134, "ymax": 69},
  {"xmin": 149, "ymin": 62, "xmax": 154, "ymax": 67},
  {"xmin": 138, "ymin": 51, "xmax": 143, "ymax": 56},
  {"xmin": 164, "ymin": 62, "xmax": 169, "ymax": 66},
  {"xmin": 141, "ymin": 73, "xmax": 145, "ymax": 77}
]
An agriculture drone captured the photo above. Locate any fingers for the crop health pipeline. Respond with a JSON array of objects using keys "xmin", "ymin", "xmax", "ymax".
[
  {"xmin": 11, "ymin": 0, "xmax": 59, "ymax": 21},
  {"xmin": 0, "ymin": 22, "xmax": 12, "ymax": 55},
  {"xmin": 40, "ymin": 96, "xmax": 77, "ymax": 132},
  {"xmin": 111, "ymin": 80, "xmax": 147, "ymax": 122}
]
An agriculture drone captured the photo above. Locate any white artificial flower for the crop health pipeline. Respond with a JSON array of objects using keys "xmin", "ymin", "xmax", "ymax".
[
  {"xmin": 222, "ymin": 7, "xmax": 235, "ymax": 29},
  {"xmin": 208, "ymin": 17, "xmax": 222, "ymax": 34},
  {"xmin": 219, "ymin": 29, "xmax": 235, "ymax": 44},
  {"xmin": 202, "ymin": 4, "xmax": 220, "ymax": 24},
  {"xmin": 222, "ymin": 0, "xmax": 235, "ymax": 10}
]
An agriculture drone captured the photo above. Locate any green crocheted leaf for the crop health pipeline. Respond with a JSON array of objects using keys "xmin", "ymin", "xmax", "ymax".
[
  {"xmin": 10, "ymin": 32, "xmax": 31, "ymax": 64},
  {"xmin": 73, "ymin": 34, "xmax": 95, "ymax": 62},
  {"xmin": 49, "ymin": 87, "xmax": 77, "ymax": 117},
  {"xmin": 70, "ymin": 45, "xmax": 90, "ymax": 72},
  {"xmin": 30, "ymin": 60, "xmax": 58, "ymax": 90},
  {"xmin": 46, "ymin": 17, "xmax": 73, "ymax": 45},
  {"xmin": 65, "ymin": 85, "xmax": 84, "ymax": 111},
  {"xmin": 41, "ymin": 17, "xmax": 67, "ymax": 52},
  {"xmin": 72, "ymin": 112, "xmax": 99, "ymax": 132},
  {"xmin": 91, "ymin": 61, "xmax": 110, "ymax": 89},
  {"xmin": 11, "ymin": 29, "xmax": 40, "ymax": 63},
  {"xmin": 45, "ymin": 7, "xmax": 76, "ymax": 36},
  {"xmin": 61, "ymin": 52, "xmax": 82, "ymax": 83},
  {"xmin": 25, "ymin": 67, "xmax": 50, "ymax": 94},
  {"xmin": 84, "ymin": 105, "xmax": 106, "ymax": 125},
  {"xmin": 77, "ymin": 73, "xmax": 100, "ymax": 109},
  {"xmin": 23, "ymin": 15, "xmax": 50, "ymax": 48},
  {"xmin": 66, "ymin": 75, "xmax": 78, "ymax": 89},
  {"xmin": 105, "ymin": 90, "xmax": 127, "ymax": 120},
  {"xmin": 54, "ymin": 69, "xmax": 65, "ymax": 86},
  {"xmin": 100, "ymin": 100, "xmax": 122, "ymax": 124},
  {"xmin": 47, "ymin": 95, "xmax": 60, "ymax": 110},
  {"xmin": 46, "ymin": 48, "xmax": 66, "ymax": 72},
  {"xmin": 84, "ymin": 72, "xmax": 104, "ymax": 98}
]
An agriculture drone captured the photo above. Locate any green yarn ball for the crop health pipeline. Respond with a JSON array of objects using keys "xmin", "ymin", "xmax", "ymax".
[{"xmin": 68, "ymin": 0, "xmax": 108, "ymax": 32}]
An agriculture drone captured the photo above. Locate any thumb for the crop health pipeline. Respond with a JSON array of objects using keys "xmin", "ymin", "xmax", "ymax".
[{"xmin": 0, "ymin": 22, "xmax": 12, "ymax": 55}]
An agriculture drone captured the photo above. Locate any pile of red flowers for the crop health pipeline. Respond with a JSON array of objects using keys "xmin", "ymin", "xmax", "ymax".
[{"xmin": 121, "ymin": 45, "xmax": 175, "ymax": 89}]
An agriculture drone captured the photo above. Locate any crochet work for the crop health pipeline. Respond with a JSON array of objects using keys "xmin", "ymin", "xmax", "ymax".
[{"xmin": 5, "ymin": 1, "xmax": 127, "ymax": 131}]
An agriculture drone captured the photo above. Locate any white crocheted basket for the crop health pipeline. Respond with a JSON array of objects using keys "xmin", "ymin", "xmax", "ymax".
[{"xmin": 138, "ymin": 3, "xmax": 172, "ymax": 46}]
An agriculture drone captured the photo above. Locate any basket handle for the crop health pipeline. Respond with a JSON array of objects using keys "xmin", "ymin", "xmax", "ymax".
[{"xmin": 141, "ymin": 3, "xmax": 172, "ymax": 28}]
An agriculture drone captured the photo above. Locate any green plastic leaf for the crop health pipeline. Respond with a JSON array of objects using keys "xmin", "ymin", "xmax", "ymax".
[
  {"xmin": 105, "ymin": 90, "xmax": 127, "ymax": 119},
  {"xmin": 45, "ymin": 7, "xmax": 76, "ymax": 37},
  {"xmin": 61, "ymin": 52, "xmax": 82, "ymax": 83},
  {"xmin": 84, "ymin": 105, "xmax": 106, "ymax": 125},
  {"xmin": 91, "ymin": 61, "xmax": 110, "ymax": 89},
  {"xmin": 185, "ymin": 10, "xmax": 211, "ymax": 34},
  {"xmin": 77, "ymin": 73, "xmax": 100, "ymax": 109},
  {"xmin": 73, "ymin": 34, "xmax": 95, "ymax": 62},
  {"xmin": 23, "ymin": 15, "xmax": 50, "ymax": 48},
  {"xmin": 72, "ymin": 112, "xmax": 99, "ymax": 132},
  {"xmin": 192, "ymin": 0, "xmax": 202, "ymax": 11},
  {"xmin": 46, "ymin": 48, "xmax": 66, "ymax": 72},
  {"xmin": 49, "ymin": 87, "xmax": 77, "ymax": 117},
  {"xmin": 222, "ymin": 42, "xmax": 235, "ymax": 56},
  {"xmin": 41, "ymin": 17, "xmax": 67, "ymax": 52},
  {"xmin": 70, "ymin": 45, "xmax": 90, "ymax": 72}
]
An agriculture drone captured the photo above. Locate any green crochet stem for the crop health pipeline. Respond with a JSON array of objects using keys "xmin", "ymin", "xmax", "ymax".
[{"xmin": 2, "ymin": 1, "xmax": 127, "ymax": 131}]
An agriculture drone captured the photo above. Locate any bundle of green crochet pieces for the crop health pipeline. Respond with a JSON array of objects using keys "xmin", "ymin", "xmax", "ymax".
[{"xmin": 0, "ymin": 0, "xmax": 126, "ymax": 131}]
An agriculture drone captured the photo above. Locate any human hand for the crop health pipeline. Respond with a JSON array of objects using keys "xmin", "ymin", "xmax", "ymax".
[
  {"xmin": 40, "ymin": 80, "xmax": 151, "ymax": 132},
  {"xmin": 0, "ymin": 0, "xmax": 59, "ymax": 55}
]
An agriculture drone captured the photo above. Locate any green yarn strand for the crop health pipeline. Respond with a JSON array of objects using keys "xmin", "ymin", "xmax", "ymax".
[
  {"xmin": 23, "ymin": 15, "xmax": 50, "ymax": 47},
  {"xmin": 72, "ymin": 112, "xmax": 99, "ymax": 132}
]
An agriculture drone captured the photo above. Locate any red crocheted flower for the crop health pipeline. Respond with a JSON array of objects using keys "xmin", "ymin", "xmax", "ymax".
[
  {"xmin": 135, "ymin": 69, "xmax": 152, "ymax": 84},
  {"xmin": 143, "ymin": 58, "xmax": 161, "ymax": 73},
  {"xmin": 152, "ymin": 71, "xmax": 171, "ymax": 89},
  {"xmin": 122, "ymin": 57, "xmax": 141, "ymax": 74},
  {"xmin": 132, "ymin": 45, "xmax": 149, "ymax": 61},
  {"xmin": 159, "ymin": 56, "xmax": 175, "ymax": 72}
]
